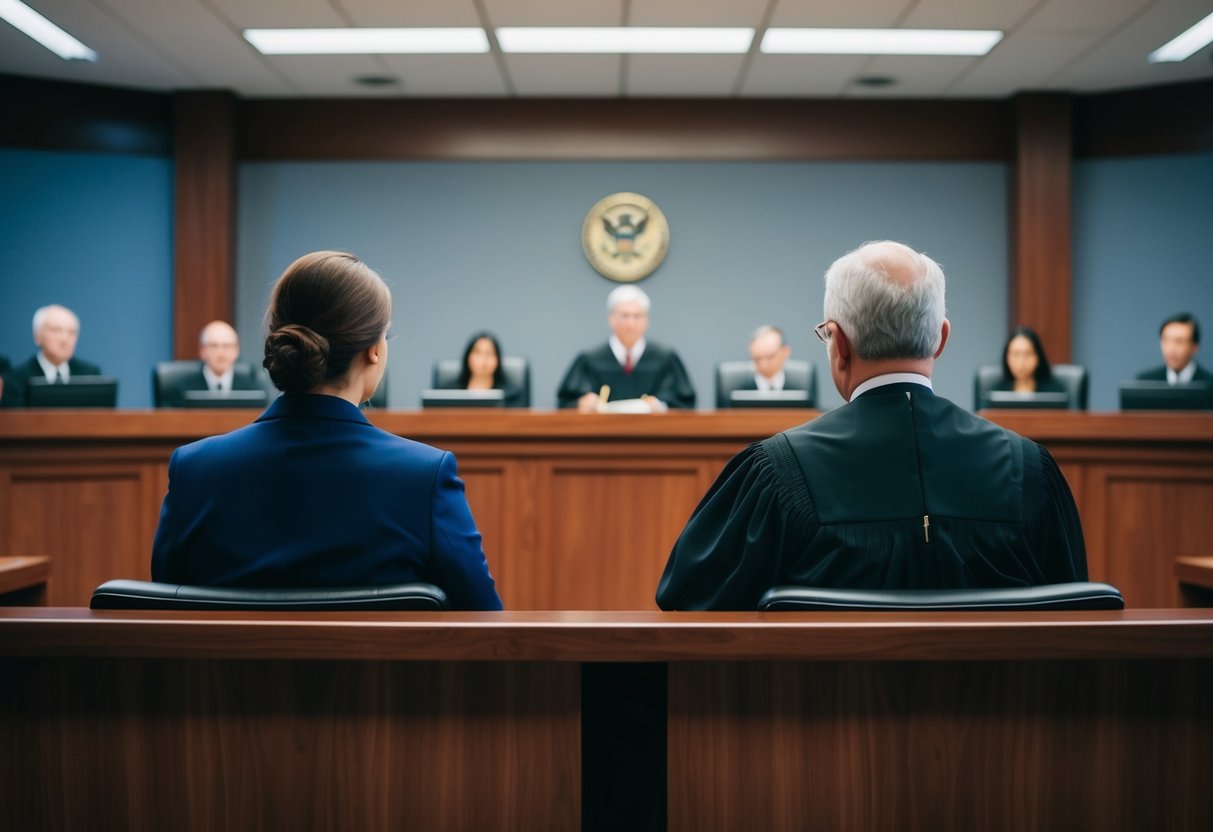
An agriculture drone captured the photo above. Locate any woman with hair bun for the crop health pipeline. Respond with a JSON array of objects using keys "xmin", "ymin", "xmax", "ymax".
[{"xmin": 151, "ymin": 251, "xmax": 502, "ymax": 610}]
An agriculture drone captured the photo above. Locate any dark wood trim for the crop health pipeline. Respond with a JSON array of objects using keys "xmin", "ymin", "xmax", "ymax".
[
  {"xmin": 236, "ymin": 97, "xmax": 1013, "ymax": 161},
  {"xmin": 1009, "ymin": 93, "xmax": 1072, "ymax": 362},
  {"xmin": 0, "ymin": 73, "xmax": 171, "ymax": 156},
  {"xmin": 172, "ymin": 91, "xmax": 237, "ymax": 359},
  {"xmin": 1074, "ymin": 79, "xmax": 1213, "ymax": 158}
]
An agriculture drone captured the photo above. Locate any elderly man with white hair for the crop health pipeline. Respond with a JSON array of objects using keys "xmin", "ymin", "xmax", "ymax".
[
  {"xmin": 657, "ymin": 240, "xmax": 1087, "ymax": 611},
  {"xmin": 1, "ymin": 304, "xmax": 102, "ymax": 408},
  {"xmin": 557, "ymin": 284, "xmax": 695, "ymax": 412}
]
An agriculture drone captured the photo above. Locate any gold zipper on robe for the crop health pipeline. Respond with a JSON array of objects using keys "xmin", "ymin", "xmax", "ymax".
[{"xmin": 923, "ymin": 515, "xmax": 930, "ymax": 543}]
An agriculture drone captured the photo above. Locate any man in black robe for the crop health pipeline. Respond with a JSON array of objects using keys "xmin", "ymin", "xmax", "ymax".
[
  {"xmin": 657, "ymin": 240, "xmax": 1087, "ymax": 611},
  {"xmin": 557, "ymin": 284, "xmax": 695, "ymax": 411}
]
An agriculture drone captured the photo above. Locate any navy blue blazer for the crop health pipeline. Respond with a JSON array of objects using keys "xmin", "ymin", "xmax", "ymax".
[{"xmin": 151, "ymin": 393, "xmax": 502, "ymax": 610}]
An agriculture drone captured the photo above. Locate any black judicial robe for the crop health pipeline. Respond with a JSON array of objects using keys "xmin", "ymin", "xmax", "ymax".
[
  {"xmin": 656, "ymin": 383, "xmax": 1087, "ymax": 611},
  {"xmin": 557, "ymin": 342, "xmax": 696, "ymax": 409}
]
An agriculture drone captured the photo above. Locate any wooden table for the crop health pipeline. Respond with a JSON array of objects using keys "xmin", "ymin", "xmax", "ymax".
[
  {"xmin": 2, "ymin": 409, "xmax": 1212, "ymax": 608},
  {"xmin": 0, "ymin": 555, "xmax": 49, "ymax": 604},
  {"xmin": 2, "ymin": 608, "xmax": 1211, "ymax": 831},
  {"xmin": 1176, "ymin": 555, "xmax": 1213, "ymax": 606}
]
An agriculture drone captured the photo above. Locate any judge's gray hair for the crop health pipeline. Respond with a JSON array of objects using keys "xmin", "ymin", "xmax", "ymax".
[
  {"xmin": 823, "ymin": 241, "xmax": 946, "ymax": 360},
  {"xmin": 607, "ymin": 284, "xmax": 651, "ymax": 314},
  {"xmin": 32, "ymin": 304, "xmax": 79, "ymax": 339}
]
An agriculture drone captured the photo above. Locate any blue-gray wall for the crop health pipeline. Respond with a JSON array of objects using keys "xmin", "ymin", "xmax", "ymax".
[
  {"xmin": 236, "ymin": 161, "xmax": 1009, "ymax": 410},
  {"xmin": 1072, "ymin": 151, "xmax": 1213, "ymax": 411},
  {"xmin": 0, "ymin": 148, "xmax": 173, "ymax": 408}
]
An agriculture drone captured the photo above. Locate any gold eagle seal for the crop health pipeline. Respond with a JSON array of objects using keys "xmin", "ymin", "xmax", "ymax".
[{"xmin": 581, "ymin": 192, "xmax": 669, "ymax": 283}]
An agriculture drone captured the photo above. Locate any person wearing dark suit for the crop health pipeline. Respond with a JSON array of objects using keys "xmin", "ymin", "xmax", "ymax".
[
  {"xmin": 441, "ymin": 331, "xmax": 527, "ymax": 408},
  {"xmin": 1136, "ymin": 313, "xmax": 1212, "ymax": 384},
  {"xmin": 157, "ymin": 320, "xmax": 267, "ymax": 407},
  {"xmin": 736, "ymin": 325, "xmax": 806, "ymax": 393},
  {"xmin": 1, "ymin": 304, "xmax": 102, "ymax": 408},
  {"xmin": 151, "ymin": 251, "xmax": 502, "ymax": 610},
  {"xmin": 657, "ymin": 241, "xmax": 1087, "ymax": 611},
  {"xmin": 991, "ymin": 325, "xmax": 1067, "ymax": 395},
  {"xmin": 557, "ymin": 285, "xmax": 695, "ymax": 411}
]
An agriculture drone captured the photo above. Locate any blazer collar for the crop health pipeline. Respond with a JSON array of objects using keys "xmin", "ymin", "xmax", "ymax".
[{"xmin": 256, "ymin": 393, "xmax": 371, "ymax": 426}]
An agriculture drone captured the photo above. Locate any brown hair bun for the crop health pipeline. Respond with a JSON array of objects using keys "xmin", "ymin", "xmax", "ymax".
[{"xmin": 264, "ymin": 324, "xmax": 329, "ymax": 392}]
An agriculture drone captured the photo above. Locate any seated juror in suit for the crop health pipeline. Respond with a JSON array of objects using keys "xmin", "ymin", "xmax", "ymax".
[
  {"xmin": 657, "ymin": 241, "xmax": 1087, "ymax": 611},
  {"xmin": 557, "ymin": 284, "xmax": 695, "ymax": 412},
  {"xmin": 155, "ymin": 321, "xmax": 267, "ymax": 407},
  {"xmin": 1, "ymin": 304, "xmax": 102, "ymax": 408},
  {"xmin": 994, "ymin": 326, "xmax": 1066, "ymax": 395},
  {"xmin": 151, "ymin": 251, "xmax": 502, "ymax": 610},
  {"xmin": 437, "ymin": 331, "xmax": 528, "ymax": 408},
  {"xmin": 1137, "ymin": 312, "xmax": 1212, "ymax": 384}
]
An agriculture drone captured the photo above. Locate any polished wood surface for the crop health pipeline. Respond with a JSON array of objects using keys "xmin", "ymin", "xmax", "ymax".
[
  {"xmin": 3, "ymin": 608, "xmax": 1211, "ymax": 662},
  {"xmin": 1176, "ymin": 556, "xmax": 1213, "ymax": 606},
  {"xmin": 1009, "ymin": 93, "xmax": 1072, "ymax": 362},
  {"xmin": 173, "ymin": 91, "xmax": 237, "ymax": 358},
  {"xmin": 0, "ymin": 555, "xmax": 49, "ymax": 604},
  {"xmin": 3, "ymin": 410, "xmax": 1212, "ymax": 608}
]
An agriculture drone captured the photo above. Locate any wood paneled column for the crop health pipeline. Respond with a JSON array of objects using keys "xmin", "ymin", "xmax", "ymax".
[
  {"xmin": 1009, "ymin": 93, "xmax": 1073, "ymax": 362},
  {"xmin": 173, "ymin": 91, "xmax": 236, "ymax": 358}
]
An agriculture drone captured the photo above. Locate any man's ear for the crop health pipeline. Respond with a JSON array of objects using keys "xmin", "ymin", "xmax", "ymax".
[
  {"xmin": 933, "ymin": 319, "xmax": 951, "ymax": 359},
  {"xmin": 833, "ymin": 324, "xmax": 852, "ymax": 363}
]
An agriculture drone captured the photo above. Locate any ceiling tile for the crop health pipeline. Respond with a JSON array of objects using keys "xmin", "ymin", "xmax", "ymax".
[
  {"xmin": 339, "ymin": 0, "xmax": 483, "ymax": 26},
  {"xmin": 626, "ymin": 55, "xmax": 747, "ymax": 96},
  {"xmin": 842, "ymin": 55, "xmax": 977, "ymax": 97},
  {"xmin": 504, "ymin": 55, "xmax": 623, "ymax": 95},
  {"xmin": 484, "ymin": 0, "xmax": 624, "ymax": 27},
  {"xmin": 946, "ymin": 31, "xmax": 1099, "ymax": 96},
  {"xmin": 628, "ymin": 0, "xmax": 767, "ymax": 27},
  {"xmin": 206, "ymin": 0, "xmax": 345, "ymax": 28},
  {"xmin": 902, "ymin": 0, "xmax": 1041, "ymax": 30},
  {"xmin": 263, "ymin": 54, "xmax": 392, "ymax": 95},
  {"xmin": 767, "ymin": 0, "xmax": 910, "ymax": 28},
  {"xmin": 740, "ymin": 54, "xmax": 868, "ymax": 96},
  {"xmin": 378, "ymin": 55, "xmax": 510, "ymax": 96},
  {"xmin": 1021, "ymin": 0, "xmax": 1153, "ymax": 34}
]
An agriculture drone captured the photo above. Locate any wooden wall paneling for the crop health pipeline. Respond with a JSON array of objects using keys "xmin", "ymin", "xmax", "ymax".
[
  {"xmin": 7, "ymin": 466, "xmax": 151, "ymax": 604},
  {"xmin": 456, "ymin": 459, "xmax": 533, "ymax": 609},
  {"xmin": 535, "ymin": 458, "xmax": 704, "ymax": 610},
  {"xmin": 1009, "ymin": 93, "xmax": 1073, "ymax": 363},
  {"xmin": 1, "ymin": 658, "xmax": 580, "ymax": 831},
  {"xmin": 667, "ymin": 659, "xmax": 1213, "ymax": 832},
  {"xmin": 173, "ymin": 91, "xmax": 237, "ymax": 359}
]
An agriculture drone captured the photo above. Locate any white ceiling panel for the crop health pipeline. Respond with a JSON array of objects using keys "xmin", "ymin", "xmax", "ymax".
[
  {"xmin": 263, "ymin": 54, "xmax": 390, "ymax": 96},
  {"xmin": 741, "ymin": 54, "xmax": 869, "ymax": 96},
  {"xmin": 93, "ymin": 0, "xmax": 294, "ymax": 95},
  {"xmin": 483, "ymin": 0, "xmax": 624, "ymax": 27},
  {"xmin": 378, "ymin": 55, "xmax": 510, "ymax": 96},
  {"xmin": 1021, "ymin": 0, "xmax": 1153, "ymax": 34},
  {"xmin": 504, "ymin": 55, "xmax": 622, "ymax": 95},
  {"xmin": 626, "ymin": 55, "xmax": 747, "ymax": 96},
  {"xmin": 842, "ymin": 55, "xmax": 977, "ymax": 97},
  {"xmin": 340, "ymin": 0, "xmax": 483, "ymax": 26},
  {"xmin": 205, "ymin": 0, "xmax": 346, "ymax": 29},
  {"xmin": 767, "ymin": 0, "xmax": 910, "ymax": 28},
  {"xmin": 902, "ymin": 0, "xmax": 1042, "ymax": 30},
  {"xmin": 946, "ymin": 32, "xmax": 1099, "ymax": 96},
  {"xmin": 628, "ymin": 0, "xmax": 767, "ymax": 27}
]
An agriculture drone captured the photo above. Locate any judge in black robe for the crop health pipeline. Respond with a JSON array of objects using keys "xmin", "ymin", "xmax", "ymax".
[
  {"xmin": 656, "ymin": 241, "xmax": 1087, "ymax": 611},
  {"xmin": 557, "ymin": 285, "xmax": 695, "ymax": 411}
]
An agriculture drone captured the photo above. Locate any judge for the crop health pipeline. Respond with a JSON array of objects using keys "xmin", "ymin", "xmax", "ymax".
[
  {"xmin": 1136, "ymin": 313, "xmax": 1211, "ymax": 384},
  {"xmin": 557, "ymin": 285, "xmax": 695, "ymax": 412},
  {"xmin": 657, "ymin": 240, "xmax": 1087, "ymax": 611},
  {"xmin": 1, "ymin": 304, "xmax": 102, "ymax": 408}
]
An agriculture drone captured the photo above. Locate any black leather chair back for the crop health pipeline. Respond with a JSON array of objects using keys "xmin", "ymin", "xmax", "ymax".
[
  {"xmin": 758, "ymin": 582, "xmax": 1123, "ymax": 611},
  {"xmin": 153, "ymin": 360, "xmax": 266, "ymax": 408},
  {"xmin": 432, "ymin": 356, "xmax": 531, "ymax": 407},
  {"xmin": 91, "ymin": 578, "xmax": 449, "ymax": 611},
  {"xmin": 974, "ymin": 364, "xmax": 1088, "ymax": 410},
  {"xmin": 715, "ymin": 359, "xmax": 815, "ymax": 409}
]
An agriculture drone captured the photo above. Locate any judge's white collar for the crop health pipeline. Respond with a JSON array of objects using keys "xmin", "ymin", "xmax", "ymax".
[
  {"xmin": 850, "ymin": 372, "xmax": 932, "ymax": 401},
  {"xmin": 609, "ymin": 335, "xmax": 646, "ymax": 367}
]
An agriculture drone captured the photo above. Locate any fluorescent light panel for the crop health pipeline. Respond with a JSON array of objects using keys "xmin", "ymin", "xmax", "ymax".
[
  {"xmin": 496, "ymin": 27, "xmax": 754, "ymax": 54},
  {"xmin": 761, "ymin": 28, "xmax": 1002, "ymax": 56},
  {"xmin": 243, "ymin": 28, "xmax": 489, "ymax": 55},
  {"xmin": 1148, "ymin": 11, "xmax": 1213, "ymax": 63},
  {"xmin": 0, "ymin": 0, "xmax": 96, "ymax": 61}
]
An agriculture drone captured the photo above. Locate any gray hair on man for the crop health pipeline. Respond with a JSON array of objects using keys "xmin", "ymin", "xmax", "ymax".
[
  {"xmin": 823, "ymin": 241, "xmax": 946, "ymax": 360},
  {"xmin": 32, "ymin": 304, "xmax": 79, "ymax": 339},
  {"xmin": 607, "ymin": 284, "xmax": 651, "ymax": 314},
  {"xmin": 749, "ymin": 325, "xmax": 785, "ymax": 346}
]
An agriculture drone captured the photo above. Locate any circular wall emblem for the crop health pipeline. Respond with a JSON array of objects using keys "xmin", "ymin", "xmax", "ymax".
[{"xmin": 581, "ymin": 192, "xmax": 670, "ymax": 283}]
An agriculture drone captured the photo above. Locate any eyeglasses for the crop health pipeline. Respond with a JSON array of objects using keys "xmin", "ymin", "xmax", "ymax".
[{"xmin": 814, "ymin": 321, "xmax": 834, "ymax": 344}]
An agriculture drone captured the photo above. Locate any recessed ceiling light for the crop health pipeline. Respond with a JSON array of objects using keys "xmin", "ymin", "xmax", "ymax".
[
  {"xmin": 495, "ymin": 27, "xmax": 754, "ymax": 54},
  {"xmin": 761, "ymin": 28, "xmax": 1002, "ymax": 56},
  {"xmin": 243, "ymin": 28, "xmax": 489, "ymax": 55},
  {"xmin": 1148, "ymin": 11, "xmax": 1213, "ymax": 63},
  {"xmin": 855, "ymin": 75, "xmax": 897, "ymax": 88},
  {"xmin": 354, "ymin": 75, "xmax": 400, "ymax": 88},
  {"xmin": 0, "ymin": 0, "xmax": 96, "ymax": 61}
]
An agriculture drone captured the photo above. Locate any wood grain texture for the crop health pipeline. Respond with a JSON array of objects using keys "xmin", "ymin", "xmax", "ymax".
[
  {"xmin": 1176, "ymin": 556, "xmax": 1213, "ymax": 606},
  {"xmin": 173, "ymin": 91, "xmax": 237, "ymax": 359},
  {"xmin": 1009, "ymin": 93, "xmax": 1072, "ymax": 362},
  {"xmin": 2, "ymin": 609, "xmax": 1211, "ymax": 663},
  {"xmin": 0, "ymin": 658, "xmax": 579, "ymax": 831},
  {"xmin": 237, "ymin": 98, "xmax": 1012, "ymax": 161},
  {"xmin": 0, "ymin": 555, "xmax": 49, "ymax": 604},
  {"xmin": 668, "ymin": 659, "xmax": 1213, "ymax": 831}
]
